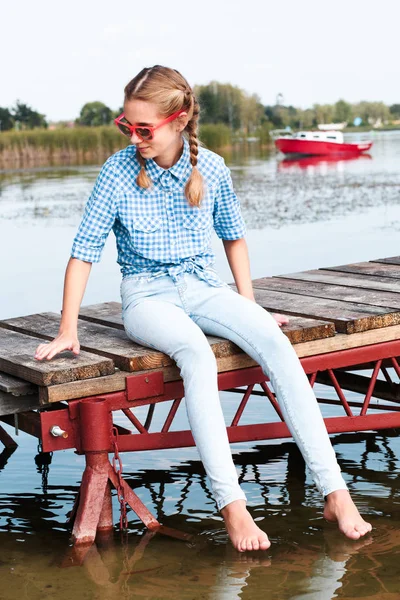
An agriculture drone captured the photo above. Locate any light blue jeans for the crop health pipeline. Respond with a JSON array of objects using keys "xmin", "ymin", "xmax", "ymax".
[{"xmin": 120, "ymin": 271, "xmax": 347, "ymax": 510}]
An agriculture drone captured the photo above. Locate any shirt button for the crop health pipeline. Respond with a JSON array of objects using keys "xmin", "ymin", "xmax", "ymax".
[{"xmin": 171, "ymin": 241, "xmax": 176, "ymax": 247}]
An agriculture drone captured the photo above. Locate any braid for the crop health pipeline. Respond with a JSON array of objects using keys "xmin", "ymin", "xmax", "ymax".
[
  {"xmin": 136, "ymin": 149, "xmax": 152, "ymax": 189},
  {"xmin": 184, "ymin": 95, "xmax": 204, "ymax": 207}
]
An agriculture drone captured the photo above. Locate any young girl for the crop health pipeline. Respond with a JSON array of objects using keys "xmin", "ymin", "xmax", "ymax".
[{"xmin": 34, "ymin": 65, "xmax": 372, "ymax": 552}]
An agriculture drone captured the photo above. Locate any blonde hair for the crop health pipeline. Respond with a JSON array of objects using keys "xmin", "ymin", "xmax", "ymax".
[{"xmin": 124, "ymin": 65, "xmax": 204, "ymax": 207}]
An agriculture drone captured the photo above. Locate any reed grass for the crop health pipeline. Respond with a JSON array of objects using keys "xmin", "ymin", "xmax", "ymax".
[
  {"xmin": 198, "ymin": 123, "xmax": 233, "ymax": 149},
  {"xmin": 0, "ymin": 123, "xmax": 272, "ymax": 169},
  {"xmin": 0, "ymin": 127, "xmax": 128, "ymax": 168}
]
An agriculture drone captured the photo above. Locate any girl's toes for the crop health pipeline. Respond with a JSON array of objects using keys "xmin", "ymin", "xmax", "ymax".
[
  {"xmin": 252, "ymin": 538, "xmax": 260, "ymax": 551},
  {"xmin": 260, "ymin": 538, "xmax": 270, "ymax": 550}
]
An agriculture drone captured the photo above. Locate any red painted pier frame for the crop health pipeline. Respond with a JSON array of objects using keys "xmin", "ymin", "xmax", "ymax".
[{"xmin": 39, "ymin": 339, "xmax": 400, "ymax": 546}]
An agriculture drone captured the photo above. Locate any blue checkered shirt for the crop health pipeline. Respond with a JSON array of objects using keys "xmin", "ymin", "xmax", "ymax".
[{"xmin": 70, "ymin": 137, "xmax": 246, "ymax": 286}]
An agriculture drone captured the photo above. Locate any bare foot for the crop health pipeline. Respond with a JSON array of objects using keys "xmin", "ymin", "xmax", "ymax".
[
  {"xmin": 323, "ymin": 489, "xmax": 372, "ymax": 540},
  {"xmin": 220, "ymin": 500, "xmax": 271, "ymax": 552}
]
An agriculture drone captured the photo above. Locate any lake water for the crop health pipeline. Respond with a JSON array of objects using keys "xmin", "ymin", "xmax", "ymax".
[{"xmin": 1, "ymin": 131, "xmax": 400, "ymax": 599}]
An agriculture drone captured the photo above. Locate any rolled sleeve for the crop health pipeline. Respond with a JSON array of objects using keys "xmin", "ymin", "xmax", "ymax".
[
  {"xmin": 213, "ymin": 158, "xmax": 247, "ymax": 240},
  {"xmin": 70, "ymin": 159, "xmax": 119, "ymax": 263}
]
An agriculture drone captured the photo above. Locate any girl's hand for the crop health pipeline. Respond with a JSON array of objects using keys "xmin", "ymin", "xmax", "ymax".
[
  {"xmin": 272, "ymin": 313, "xmax": 289, "ymax": 327},
  {"xmin": 34, "ymin": 332, "xmax": 80, "ymax": 361}
]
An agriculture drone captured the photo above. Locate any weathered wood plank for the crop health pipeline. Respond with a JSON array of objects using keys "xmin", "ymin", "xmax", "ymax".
[
  {"xmin": 1, "ymin": 309, "xmax": 335, "ymax": 381},
  {"xmin": 252, "ymin": 276, "xmax": 400, "ymax": 310},
  {"xmin": 0, "ymin": 312, "xmax": 174, "ymax": 372},
  {"xmin": 78, "ymin": 301, "xmax": 122, "ymax": 328},
  {"xmin": 38, "ymin": 324, "xmax": 400, "ymax": 403},
  {"xmin": 277, "ymin": 317, "xmax": 335, "ymax": 342},
  {"xmin": 371, "ymin": 256, "xmax": 400, "ymax": 266},
  {"xmin": 246, "ymin": 287, "xmax": 400, "ymax": 334},
  {"xmin": 39, "ymin": 354, "xmax": 258, "ymax": 403},
  {"xmin": 78, "ymin": 302, "xmax": 334, "ymax": 344},
  {"xmin": 0, "ymin": 328, "xmax": 114, "ymax": 386},
  {"xmin": 0, "ymin": 312, "xmax": 244, "ymax": 372},
  {"xmin": 326, "ymin": 262, "xmax": 400, "ymax": 279},
  {"xmin": 0, "ymin": 390, "xmax": 41, "ymax": 416},
  {"xmin": 293, "ymin": 324, "xmax": 400, "ymax": 359},
  {"xmin": 0, "ymin": 371, "xmax": 36, "ymax": 395},
  {"xmin": 275, "ymin": 270, "xmax": 400, "ymax": 293}
]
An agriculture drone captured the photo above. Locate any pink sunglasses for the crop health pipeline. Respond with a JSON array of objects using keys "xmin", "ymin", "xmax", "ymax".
[{"xmin": 114, "ymin": 109, "xmax": 185, "ymax": 141}]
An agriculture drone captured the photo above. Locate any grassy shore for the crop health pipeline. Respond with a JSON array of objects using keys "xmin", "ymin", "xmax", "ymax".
[
  {"xmin": 0, "ymin": 123, "xmax": 275, "ymax": 169},
  {"xmin": 0, "ymin": 126, "xmax": 130, "ymax": 169}
]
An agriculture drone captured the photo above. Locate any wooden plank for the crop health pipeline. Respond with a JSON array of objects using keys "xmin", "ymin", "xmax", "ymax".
[
  {"xmin": 293, "ymin": 324, "xmax": 400, "ymax": 359},
  {"xmin": 0, "ymin": 390, "xmax": 41, "ymax": 416},
  {"xmin": 0, "ymin": 312, "xmax": 174, "ymax": 372},
  {"xmin": 0, "ymin": 328, "xmax": 114, "ymax": 387},
  {"xmin": 277, "ymin": 317, "xmax": 335, "ymax": 343},
  {"xmin": 274, "ymin": 269, "xmax": 400, "ymax": 293},
  {"xmin": 252, "ymin": 277, "xmax": 400, "ymax": 310},
  {"xmin": 39, "ymin": 323, "xmax": 400, "ymax": 403},
  {"xmin": 0, "ymin": 371, "xmax": 36, "ymax": 395},
  {"xmin": 78, "ymin": 301, "xmax": 122, "ymax": 328},
  {"xmin": 39, "ymin": 354, "xmax": 258, "ymax": 403},
  {"xmin": 78, "ymin": 302, "xmax": 335, "ymax": 344},
  {"xmin": 0, "ymin": 311, "xmax": 244, "ymax": 372},
  {"xmin": 1, "ymin": 308, "xmax": 334, "ymax": 379},
  {"xmin": 371, "ymin": 256, "xmax": 400, "ymax": 266},
  {"xmin": 247, "ymin": 287, "xmax": 400, "ymax": 334},
  {"xmin": 326, "ymin": 262, "xmax": 400, "ymax": 279}
]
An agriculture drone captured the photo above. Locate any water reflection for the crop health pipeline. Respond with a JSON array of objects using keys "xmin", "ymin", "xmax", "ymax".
[
  {"xmin": 277, "ymin": 153, "xmax": 373, "ymax": 173},
  {"xmin": 2, "ymin": 517, "xmax": 399, "ymax": 600}
]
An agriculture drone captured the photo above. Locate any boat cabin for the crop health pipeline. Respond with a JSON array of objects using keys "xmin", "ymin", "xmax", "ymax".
[{"xmin": 295, "ymin": 131, "xmax": 344, "ymax": 144}]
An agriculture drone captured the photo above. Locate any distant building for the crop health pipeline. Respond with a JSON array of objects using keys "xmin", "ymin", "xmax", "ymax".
[{"xmin": 48, "ymin": 121, "xmax": 76, "ymax": 130}]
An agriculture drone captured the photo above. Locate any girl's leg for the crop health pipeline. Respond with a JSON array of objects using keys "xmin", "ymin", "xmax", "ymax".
[
  {"xmin": 122, "ymin": 296, "xmax": 271, "ymax": 550},
  {"xmin": 123, "ymin": 298, "xmax": 245, "ymax": 509},
  {"xmin": 187, "ymin": 280, "xmax": 371, "ymax": 540}
]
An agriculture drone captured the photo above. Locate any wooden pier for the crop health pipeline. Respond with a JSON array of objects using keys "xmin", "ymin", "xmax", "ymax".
[{"xmin": 1, "ymin": 255, "xmax": 400, "ymax": 547}]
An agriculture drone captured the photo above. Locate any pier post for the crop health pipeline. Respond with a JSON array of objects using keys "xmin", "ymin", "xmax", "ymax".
[{"xmin": 71, "ymin": 398, "xmax": 113, "ymax": 545}]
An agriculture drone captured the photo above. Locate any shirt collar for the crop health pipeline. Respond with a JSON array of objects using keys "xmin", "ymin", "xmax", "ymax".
[{"xmin": 144, "ymin": 137, "xmax": 191, "ymax": 184}]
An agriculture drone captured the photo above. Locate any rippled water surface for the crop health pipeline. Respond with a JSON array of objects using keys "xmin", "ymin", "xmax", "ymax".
[{"xmin": 1, "ymin": 132, "xmax": 400, "ymax": 599}]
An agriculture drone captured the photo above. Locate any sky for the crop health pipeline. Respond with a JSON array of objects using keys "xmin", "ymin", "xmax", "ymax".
[{"xmin": 2, "ymin": 0, "xmax": 399, "ymax": 122}]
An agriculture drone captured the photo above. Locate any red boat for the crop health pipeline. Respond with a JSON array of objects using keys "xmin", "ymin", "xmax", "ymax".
[{"xmin": 272, "ymin": 130, "xmax": 373, "ymax": 156}]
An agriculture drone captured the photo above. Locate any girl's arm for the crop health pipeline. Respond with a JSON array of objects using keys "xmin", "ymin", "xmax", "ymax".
[
  {"xmin": 223, "ymin": 238, "xmax": 255, "ymax": 301},
  {"xmin": 34, "ymin": 258, "xmax": 92, "ymax": 360},
  {"xmin": 223, "ymin": 238, "xmax": 289, "ymax": 326}
]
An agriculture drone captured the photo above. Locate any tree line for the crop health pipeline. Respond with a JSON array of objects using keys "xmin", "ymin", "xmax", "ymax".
[{"xmin": 1, "ymin": 85, "xmax": 400, "ymax": 132}]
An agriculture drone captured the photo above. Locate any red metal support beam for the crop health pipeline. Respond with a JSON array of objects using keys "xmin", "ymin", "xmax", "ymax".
[
  {"xmin": 360, "ymin": 360, "xmax": 382, "ymax": 416},
  {"xmin": 162, "ymin": 399, "xmax": 182, "ymax": 433},
  {"xmin": 231, "ymin": 385, "xmax": 254, "ymax": 426},
  {"xmin": 327, "ymin": 369, "xmax": 354, "ymax": 417}
]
